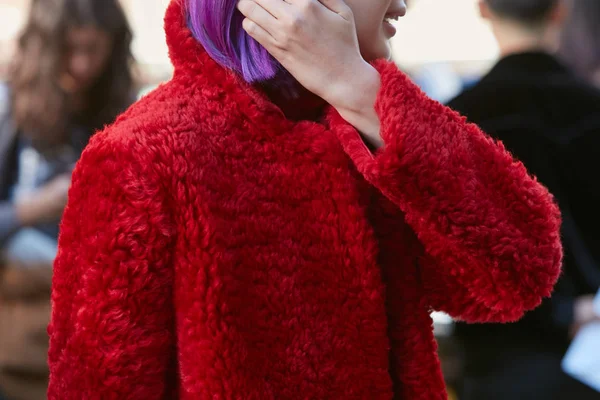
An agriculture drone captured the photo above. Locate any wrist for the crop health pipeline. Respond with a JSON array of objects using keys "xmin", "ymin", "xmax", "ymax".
[
  {"xmin": 331, "ymin": 61, "xmax": 380, "ymax": 116},
  {"xmin": 338, "ymin": 107, "xmax": 383, "ymax": 149},
  {"xmin": 332, "ymin": 62, "xmax": 383, "ymax": 149}
]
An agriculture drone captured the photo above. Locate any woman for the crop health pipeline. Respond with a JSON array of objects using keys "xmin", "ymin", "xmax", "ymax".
[
  {"xmin": 0, "ymin": 0, "xmax": 134, "ymax": 258},
  {"xmin": 48, "ymin": 0, "xmax": 562, "ymax": 398},
  {"xmin": 0, "ymin": 0, "xmax": 134, "ymax": 398}
]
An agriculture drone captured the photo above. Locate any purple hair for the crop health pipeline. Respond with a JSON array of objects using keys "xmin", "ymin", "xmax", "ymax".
[{"xmin": 186, "ymin": 0, "xmax": 281, "ymax": 83}]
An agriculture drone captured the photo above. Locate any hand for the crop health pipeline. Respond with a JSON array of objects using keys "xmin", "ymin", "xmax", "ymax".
[
  {"xmin": 15, "ymin": 173, "xmax": 71, "ymax": 226},
  {"xmin": 570, "ymin": 294, "xmax": 600, "ymax": 338},
  {"xmin": 238, "ymin": 0, "xmax": 383, "ymax": 148}
]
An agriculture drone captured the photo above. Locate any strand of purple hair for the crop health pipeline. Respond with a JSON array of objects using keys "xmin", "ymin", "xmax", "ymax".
[{"xmin": 185, "ymin": 0, "xmax": 279, "ymax": 83}]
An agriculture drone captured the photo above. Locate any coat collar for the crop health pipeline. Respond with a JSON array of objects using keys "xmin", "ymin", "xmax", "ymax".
[{"xmin": 164, "ymin": 0, "xmax": 326, "ymax": 126}]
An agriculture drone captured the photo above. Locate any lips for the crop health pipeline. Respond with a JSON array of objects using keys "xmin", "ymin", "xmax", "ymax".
[
  {"xmin": 383, "ymin": 11, "xmax": 403, "ymax": 38},
  {"xmin": 383, "ymin": 3, "xmax": 406, "ymax": 37},
  {"xmin": 383, "ymin": 19, "xmax": 397, "ymax": 38}
]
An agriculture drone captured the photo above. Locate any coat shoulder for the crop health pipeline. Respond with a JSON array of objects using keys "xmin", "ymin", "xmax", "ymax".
[{"xmin": 85, "ymin": 79, "xmax": 217, "ymax": 169}]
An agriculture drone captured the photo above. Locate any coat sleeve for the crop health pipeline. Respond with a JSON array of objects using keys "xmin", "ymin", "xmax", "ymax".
[
  {"xmin": 47, "ymin": 134, "xmax": 176, "ymax": 399},
  {"xmin": 328, "ymin": 60, "xmax": 563, "ymax": 323}
]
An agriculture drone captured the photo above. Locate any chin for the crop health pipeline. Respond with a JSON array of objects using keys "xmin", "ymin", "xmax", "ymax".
[
  {"xmin": 362, "ymin": 45, "xmax": 392, "ymax": 63},
  {"xmin": 383, "ymin": 49, "xmax": 393, "ymax": 61},
  {"xmin": 374, "ymin": 39, "xmax": 393, "ymax": 61},
  {"xmin": 375, "ymin": 46, "xmax": 393, "ymax": 62}
]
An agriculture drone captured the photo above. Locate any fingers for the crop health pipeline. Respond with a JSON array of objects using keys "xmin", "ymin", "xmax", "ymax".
[
  {"xmin": 285, "ymin": 0, "xmax": 350, "ymax": 20},
  {"xmin": 238, "ymin": 0, "xmax": 279, "ymax": 36},
  {"xmin": 253, "ymin": 0, "xmax": 290, "ymax": 18},
  {"xmin": 241, "ymin": 18, "xmax": 279, "ymax": 54},
  {"xmin": 238, "ymin": 0, "xmax": 349, "ymax": 39}
]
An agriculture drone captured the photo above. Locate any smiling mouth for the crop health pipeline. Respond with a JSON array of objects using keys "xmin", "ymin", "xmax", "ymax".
[{"xmin": 384, "ymin": 14, "xmax": 400, "ymax": 24}]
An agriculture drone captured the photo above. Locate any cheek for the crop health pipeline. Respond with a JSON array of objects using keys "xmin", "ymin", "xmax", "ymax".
[
  {"xmin": 353, "ymin": 2, "xmax": 389, "ymax": 39},
  {"xmin": 355, "ymin": 17, "xmax": 390, "ymax": 56},
  {"xmin": 355, "ymin": 16, "xmax": 380, "ymax": 42},
  {"xmin": 347, "ymin": 0, "xmax": 382, "ymax": 30},
  {"xmin": 348, "ymin": 0, "xmax": 393, "ymax": 60}
]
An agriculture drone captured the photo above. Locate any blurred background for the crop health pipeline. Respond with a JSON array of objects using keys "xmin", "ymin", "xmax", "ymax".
[{"xmin": 0, "ymin": 0, "xmax": 499, "ymax": 99}]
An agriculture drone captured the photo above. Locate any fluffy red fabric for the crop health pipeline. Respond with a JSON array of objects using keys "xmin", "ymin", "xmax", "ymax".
[{"xmin": 47, "ymin": 1, "xmax": 563, "ymax": 398}]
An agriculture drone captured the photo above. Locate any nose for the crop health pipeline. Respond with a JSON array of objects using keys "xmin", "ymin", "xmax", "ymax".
[{"xmin": 399, "ymin": 0, "xmax": 407, "ymax": 16}]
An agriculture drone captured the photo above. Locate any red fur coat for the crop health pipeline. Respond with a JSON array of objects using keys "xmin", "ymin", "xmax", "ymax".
[{"xmin": 47, "ymin": 1, "xmax": 562, "ymax": 398}]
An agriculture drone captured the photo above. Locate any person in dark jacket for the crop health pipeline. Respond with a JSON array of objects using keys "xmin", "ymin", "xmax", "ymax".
[
  {"xmin": 0, "ymin": 0, "xmax": 134, "ymax": 398},
  {"xmin": 448, "ymin": 1, "xmax": 600, "ymax": 399},
  {"xmin": 559, "ymin": 0, "xmax": 600, "ymax": 87}
]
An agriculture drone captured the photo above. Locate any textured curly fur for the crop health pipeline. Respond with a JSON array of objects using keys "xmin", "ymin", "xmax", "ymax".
[{"xmin": 47, "ymin": 1, "xmax": 562, "ymax": 398}]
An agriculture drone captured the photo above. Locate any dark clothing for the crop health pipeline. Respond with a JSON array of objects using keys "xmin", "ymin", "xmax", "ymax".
[
  {"xmin": 0, "ymin": 85, "xmax": 18, "ymax": 244},
  {"xmin": 461, "ymin": 349, "xmax": 598, "ymax": 400},
  {"xmin": 449, "ymin": 52, "xmax": 600, "ymax": 399}
]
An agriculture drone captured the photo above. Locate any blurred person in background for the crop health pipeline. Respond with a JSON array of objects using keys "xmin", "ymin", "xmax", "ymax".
[
  {"xmin": 448, "ymin": 0, "xmax": 600, "ymax": 399},
  {"xmin": 559, "ymin": 0, "xmax": 600, "ymax": 87},
  {"xmin": 557, "ymin": 0, "xmax": 600, "ymax": 292},
  {"xmin": 0, "ymin": 0, "xmax": 134, "ymax": 398}
]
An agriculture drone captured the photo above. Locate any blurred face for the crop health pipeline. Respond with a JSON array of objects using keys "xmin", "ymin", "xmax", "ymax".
[
  {"xmin": 345, "ymin": 0, "xmax": 407, "ymax": 61},
  {"xmin": 60, "ymin": 27, "xmax": 113, "ymax": 93}
]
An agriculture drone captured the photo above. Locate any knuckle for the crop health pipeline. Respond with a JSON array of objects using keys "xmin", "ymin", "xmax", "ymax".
[
  {"xmin": 278, "ymin": 31, "xmax": 290, "ymax": 47},
  {"xmin": 243, "ymin": 18, "xmax": 256, "ymax": 33},
  {"xmin": 285, "ymin": 14, "xmax": 303, "ymax": 32}
]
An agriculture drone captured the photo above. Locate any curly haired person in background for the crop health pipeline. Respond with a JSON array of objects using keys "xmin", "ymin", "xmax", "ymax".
[{"xmin": 0, "ymin": 0, "xmax": 134, "ymax": 398}]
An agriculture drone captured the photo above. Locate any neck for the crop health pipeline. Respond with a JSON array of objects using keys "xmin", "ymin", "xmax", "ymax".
[
  {"xmin": 263, "ymin": 84, "xmax": 326, "ymax": 121},
  {"xmin": 72, "ymin": 91, "xmax": 89, "ymax": 109},
  {"xmin": 492, "ymin": 20, "xmax": 556, "ymax": 58}
]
